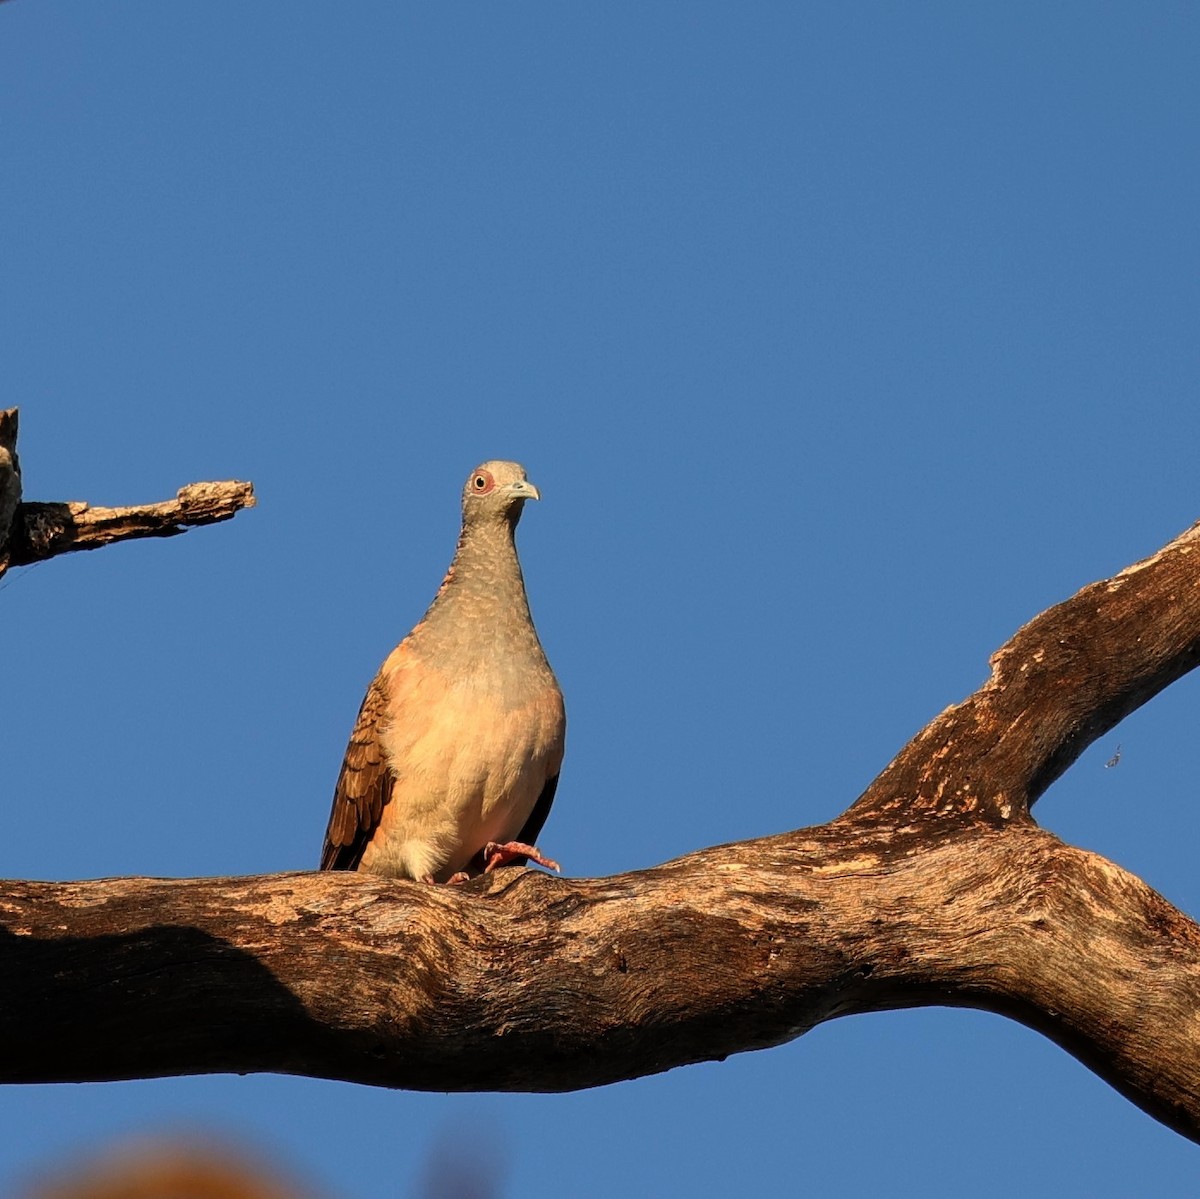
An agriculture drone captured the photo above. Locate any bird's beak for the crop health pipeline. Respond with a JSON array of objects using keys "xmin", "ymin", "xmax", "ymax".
[{"xmin": 510, "ymin": 479, "xmax": 541, "ymax": 501}]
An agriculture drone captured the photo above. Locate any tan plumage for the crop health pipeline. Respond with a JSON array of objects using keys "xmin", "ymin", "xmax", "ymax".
[{"xmin": 320, "ymin": 461, "xmax": 565, "ymax": 882}]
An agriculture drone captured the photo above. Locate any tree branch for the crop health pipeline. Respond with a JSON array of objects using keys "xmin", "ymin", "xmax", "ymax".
[
  {"xmin": 0, "ymin": 409, "xmax": 22, "ymax": 571},
  {"xmin": 3, "ymin": 517, "xmax": 1200, "ymax": 1140},
  {"xmin": 0, "ymin": 409, "xmax": 255, "ymax": 579},
  {"xmin": 851, "ymin": 518, "xmax": 1200, "ymax": 827}
]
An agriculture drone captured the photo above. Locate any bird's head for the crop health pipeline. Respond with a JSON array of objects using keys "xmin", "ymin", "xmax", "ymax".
[{"xmin": 461, "ymin": 460, "xmax": 540, "ymax": 527}]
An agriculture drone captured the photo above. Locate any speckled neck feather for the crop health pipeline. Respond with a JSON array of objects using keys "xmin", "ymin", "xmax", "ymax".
[{"xmin": 412, "ymin": 503, "xmax": 548, "ymax": 677}]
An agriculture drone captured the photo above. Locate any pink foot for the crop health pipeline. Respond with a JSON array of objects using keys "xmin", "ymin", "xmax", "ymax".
[
  {"xmin": 483, "ymin": 840, "xmax": 561, "ymax": 874},
  {"xmin": 445, "ymin": 871, "xmax": 471, "ymax": 885}
]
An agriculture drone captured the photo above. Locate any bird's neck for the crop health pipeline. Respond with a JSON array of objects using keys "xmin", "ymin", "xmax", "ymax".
[{"xmin": 416, "ymin": 516, "xmax": 540, "ymax": 661}]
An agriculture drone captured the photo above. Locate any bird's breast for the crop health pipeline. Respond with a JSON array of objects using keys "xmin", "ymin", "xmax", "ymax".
[{"xmin": 368, "ymin": 654, "xmax": 565, "ymax": 879}]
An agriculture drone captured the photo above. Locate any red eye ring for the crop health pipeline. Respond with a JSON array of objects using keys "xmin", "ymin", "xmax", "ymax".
[{"xmin": 471, "ymin": 469, "xmax": 495, "ymax": 494}]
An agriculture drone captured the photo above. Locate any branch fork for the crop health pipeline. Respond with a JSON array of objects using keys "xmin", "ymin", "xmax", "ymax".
[{"xmin": 2, "ymin": 412, "xmax": 1198, "ymax": 1142}]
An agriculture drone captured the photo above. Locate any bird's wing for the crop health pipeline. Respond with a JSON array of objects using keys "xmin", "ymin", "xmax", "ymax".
[
  {"xmin": 320, "ymin": 674, "xmax": 393, "ymax": 870},
  {"xmin": 515, "ymin": 771, "xmax": 559, "ymax": 849}
]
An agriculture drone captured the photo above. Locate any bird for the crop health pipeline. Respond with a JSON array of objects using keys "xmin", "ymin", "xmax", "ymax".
[{"xmin": 320, "ymin": 460, "xmax": 565, "ymax": 883}]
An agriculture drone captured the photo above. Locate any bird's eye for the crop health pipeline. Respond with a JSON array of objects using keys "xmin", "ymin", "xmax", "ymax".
[
  {"xmin": 474, "ymin": 476, "xmax": 486, "ymax": 489},
  {"xmin": 471, "ymin": 470, "xmax": 495, "ymax": 494}
]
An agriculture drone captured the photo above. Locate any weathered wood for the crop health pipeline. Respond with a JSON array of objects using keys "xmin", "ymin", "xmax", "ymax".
[
  {"xmin": 852, "ymin": 517, "xmax": 1200, "ymax": 826},
  {"xmin": 2, "ymin": 511, "xmax": 1199, "ymax": 1141},
  {"xmin": 1, "ymin": 828, "xmax": 1198, "ymax": 1139},
  {"xmin": 4, "ymin": 481, "xmax": 256, "ymax": 577},
  {"xmin": 0, "ymin": 406, "xmax": 255, "ymax": 580},
  {"xmin": 0, "ymin": 408, "xmax": 21, "ymax": 570}
]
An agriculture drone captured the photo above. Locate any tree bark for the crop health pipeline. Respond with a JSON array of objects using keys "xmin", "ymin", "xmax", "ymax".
[
  {"xmin": 0, "ymin": 408, "xmax": 255, "ymax": 580},
  {"xmin": 3, "ymin": 501, "xmax": 1200, "ymax": 1140},
  {"xmin": 0, "ymin": 409, "xmax": 22, "ymax": 570}
]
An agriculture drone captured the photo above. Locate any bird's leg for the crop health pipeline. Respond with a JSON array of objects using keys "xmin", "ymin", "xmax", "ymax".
[
  {"xmin": 482, "ymin": 841, "xmax": 561, "ymax": 873},
  {"xmin": 444, "ymin": 871, "xmax": 471, "ymax": 884}
]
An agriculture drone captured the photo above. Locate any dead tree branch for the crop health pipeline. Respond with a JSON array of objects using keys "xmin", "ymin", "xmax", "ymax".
[
  {"xmin": 2, "ymin": 514, "xmax": 1199, "ymax": 1141},
  {"xmin": 0, "ymin": 409, "xmax": 22, "ymax": 571},
  {"xmin": 0, "ymin": 409, "xmax": 255, "ymax": 579}
]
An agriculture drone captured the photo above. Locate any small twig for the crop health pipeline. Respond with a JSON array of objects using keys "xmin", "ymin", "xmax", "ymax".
[
  {"xmin": 2, "ymin": 481, "xmax": 256, "ymax": 578},
  {"xmin": 0, "ymin": 409, "xmax": 255, "ymax": 580}
]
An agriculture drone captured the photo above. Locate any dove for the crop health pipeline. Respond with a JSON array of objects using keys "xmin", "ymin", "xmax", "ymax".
[{"xmin": 320, "ymin": 460, "xmax": 565, "ymax": 883}]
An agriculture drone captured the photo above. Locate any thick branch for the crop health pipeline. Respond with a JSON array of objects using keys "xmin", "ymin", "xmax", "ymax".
[
  {"xmin": 3, "ymin": 515, "xmax": 1200, "ymax": 1141},
  {"xmin": 852, "ymin": 519, "xmax": 1200, "ymax": 826},
  {"xmin": 2, "ymin": 828, "xmax": 1199, "ymax": 1139}
]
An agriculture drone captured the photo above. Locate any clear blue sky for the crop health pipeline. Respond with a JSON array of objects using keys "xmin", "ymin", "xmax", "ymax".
[{"xmin": 3, "ymin": 2, "xmax": 1199, "ymax": 1194}]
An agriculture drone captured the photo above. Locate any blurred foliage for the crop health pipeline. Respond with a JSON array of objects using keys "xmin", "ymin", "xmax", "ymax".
[{"xmin": 15, "ymin": 1130, "xmax": 504, "ymax": 1199}]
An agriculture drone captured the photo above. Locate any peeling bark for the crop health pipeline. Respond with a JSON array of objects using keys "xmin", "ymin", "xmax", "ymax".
[{"xmin": 2, "ymin": 490, "xmax": 1199, "ymax": 1141}]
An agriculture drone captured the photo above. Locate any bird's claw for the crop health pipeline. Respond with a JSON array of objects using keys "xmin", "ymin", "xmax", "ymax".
[{"xmin": 482, "ymin": 840, "xmax": 561, "ymax": 874}]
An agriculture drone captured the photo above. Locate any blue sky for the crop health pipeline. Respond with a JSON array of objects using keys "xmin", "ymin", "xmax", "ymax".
[{"xmin": 3, "ymin": 1, "xmax": 1199, "ymax": 1194}]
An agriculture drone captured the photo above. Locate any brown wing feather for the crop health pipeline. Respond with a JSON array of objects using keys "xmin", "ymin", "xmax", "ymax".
[{"xmin": 320, "ymin": 676, "xmax": 393, "ymax": 870}]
